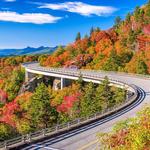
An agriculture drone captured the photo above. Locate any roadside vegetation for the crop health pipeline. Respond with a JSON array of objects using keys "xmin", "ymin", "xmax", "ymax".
[
  {"xmin": 0, "ymin": 76, "xmax": 126, "ymax": 141},
  {"xmin": 98, "ymin": 106, "xmax": 150, "ymax": 150}
]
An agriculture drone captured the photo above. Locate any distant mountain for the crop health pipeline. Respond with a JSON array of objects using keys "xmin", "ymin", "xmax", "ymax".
[{"xmin": 0, "ymin": 46, "xmax": 58, "ymax": 57}]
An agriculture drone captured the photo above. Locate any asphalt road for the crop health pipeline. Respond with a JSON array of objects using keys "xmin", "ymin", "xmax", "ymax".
[{"xmin": 21, "ymin": 63, "xmax": 150, "ymax": 150}]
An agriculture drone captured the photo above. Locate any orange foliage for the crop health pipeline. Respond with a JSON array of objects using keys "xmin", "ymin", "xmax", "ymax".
[
  {"xmin": 95, "ymin": 38, "xmax": 113, "ymax": 56},
  {"xmin": 91, "ymin": 31, "xmax": 110, "ymax": 43}
]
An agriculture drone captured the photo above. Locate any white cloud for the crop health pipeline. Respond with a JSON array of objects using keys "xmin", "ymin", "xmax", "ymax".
[
  {"xmin": 0, "ymin": 11, "xmax": 62, "ymax": 24},
  {"xmin": 39, "ymin": 2, "xmax": 117, "ymax": 16}
]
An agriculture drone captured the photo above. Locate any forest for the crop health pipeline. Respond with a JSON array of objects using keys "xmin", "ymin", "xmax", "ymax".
[
  {"xmin": 0, "ymin": 0, "xmax": 150, "ymax": 145},
  {"xmin": 39, "ymin": 1, "xmax": 150, "ymax": 75}
]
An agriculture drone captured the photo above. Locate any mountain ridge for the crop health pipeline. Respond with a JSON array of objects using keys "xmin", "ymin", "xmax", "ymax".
[{"xmin": 0, "ymin": 46, "xmax": 59, "ymax": 57}]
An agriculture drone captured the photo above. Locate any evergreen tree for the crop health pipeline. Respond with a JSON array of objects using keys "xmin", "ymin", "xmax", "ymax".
[
  {"xmin": 113, "ymin": 88, "xmax": 126, "ymax": 104},
  {"xmin": 114, "ymin": 16, "xmax": 122, "ymax": 28},
  {"xmin": 90, "ymin": 27, "xmax": 94, "ymax": 35},
  {"xmin": 126, "ymin": 13, "xmax": 131, "ymax": 22},
  {"xmin": 29, "ymin": 83, "xmax": 58, "ymax": 129},
  {"xmin": 77, "ymin": 73, "xmax": 84, "ymax": 92},
  {"xmin": 95, "ymin": 27, "xmax": 100, "ymax": 32},
  {"xmin": 84, "ymin": 34, "xmax": 89, "ymax": 39},
  {"xmin": 76, "ymin": 32, "xmax": 81, "ymax": 41},
  {"xmin": 95, "ymin": 82, "xmax": 107, "ymax": 111},
  {"xmin": 80, "ymin": 82, "xmax": 96, "ymax": 116},
  {"xmin": 99, "ymin": 76, "xmax": 113, "ymax": 107}
]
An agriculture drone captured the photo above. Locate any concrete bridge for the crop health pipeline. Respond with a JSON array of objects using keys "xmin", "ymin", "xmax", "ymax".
[
  {"xmin": 6, "ymin": 62, "xmax": 149, "ymax": 150},
  {"xmin": 22, "ymin": 62, "xmax": 134, "ymax": 91}
]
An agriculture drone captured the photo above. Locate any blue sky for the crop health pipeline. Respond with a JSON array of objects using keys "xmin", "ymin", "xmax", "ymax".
[{"xmin": 0, "ymin": 0, "xmax": 147, "ymax": 49}]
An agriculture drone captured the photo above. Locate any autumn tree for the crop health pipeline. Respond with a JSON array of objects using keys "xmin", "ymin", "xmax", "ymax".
[
  {"xmin": 5, "ymin": 68, "xmax": 25, "ymax": 102},
  {"xmin": 102, "ymin": 49, "xmax": 120, "ymax": 71},
  {"xmin": 134, "ymin": 6, "xmax": 144, "ymax": 22},
  {"xmin": 98, "ymin": 107, "xmax": 150, "ymax": 150}
]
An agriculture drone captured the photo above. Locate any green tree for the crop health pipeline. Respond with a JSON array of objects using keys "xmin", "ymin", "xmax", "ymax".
[
  {"xmin": 54, "ymin": 45, "xmax": 65, "ymax": 57},
  {"xmin": 134, "ymin": 6, "xmax": 144, "ymax": 22},
  {"xmin": 76, "ymin": 32, "xmax": 81, "ymax": 41},
  {"xmin": 90, "ymin": 27, "xmax": 94, "ymax": 35},
  {"xmin": 136, "ymin": 59, "xmax": 148, "ymax": 74},
  {"xmin": 146, "ymin": 0, "xmax": 150, "ymax": 18},
  {"xmin": 114, "ymin": 16, "xmax": 122, "ymax": 28},
  {"xmin": 29, "ymin": 83, "xmax": 58, "ymax": 129},
  {"xmin": 99, "ymin": 77, "xmax": 113, "ymax": 107},
  {"xmin": 38, "ymin": 55, "xmax": 48, "ymax": 65},
  {"xmin": 126, "ymin": 13, "xmax": 131, "ymax": 22},
  {"xmin": 95, "ymin": 27, "xmax": 100, "ymax": 32},
  {"xmin": 77, "ymin": 73, "xmax": 84, "ymax": 92},
  {"xmin": 5, "ymin": 57, "xmax": 17, "ymax": 66},
  {"xmin": 0, "ymin": 123, "xmax": 17, "ymax": 141},
  {"xmin": 95, "ymin": 82, "xmax": 107, "ymax": 111},
  {"xmin": 5, "ymin": 68, "xmax": 25, "ymax": 102},
  {"xmin": 102, "ymin": 49, "xmax": 120, "ymax": 71},
  {"xmin": 80, "ymin": 82, "xmax": 96, "ymax": 116},
  {"xmin": 113, "ymin": 88, "xmax": 126, "ymax": 104}
]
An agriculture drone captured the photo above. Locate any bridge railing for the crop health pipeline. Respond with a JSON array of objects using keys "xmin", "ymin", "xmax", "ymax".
[
  {"xmin": 22, "ymin": 62, "xmax": 150, "ymax": 81},
  {"xmin": 0, "ymin": 83, "xmax": 138, "ymax": 149}
]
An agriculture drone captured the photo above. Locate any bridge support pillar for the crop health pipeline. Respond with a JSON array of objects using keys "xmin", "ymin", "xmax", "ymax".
[
  {"xmin": 25, "ymin": 71, "xmax": 29, "ymax": 82},
  {"xmin": 53, "ymin": 77, "xmax": 66, "ymax": 90},
  {"xmin": 61, "ymin": 78, "xmax": 65, "ymax": 90},
  {"xmin": 25, "ymin": 70, "xmax": 36, "ymax": 82}
]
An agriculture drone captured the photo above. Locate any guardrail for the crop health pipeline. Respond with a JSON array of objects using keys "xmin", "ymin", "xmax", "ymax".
[{"xmin": 0, "ymin": 83, "xmax": 138, "ymax": 149}]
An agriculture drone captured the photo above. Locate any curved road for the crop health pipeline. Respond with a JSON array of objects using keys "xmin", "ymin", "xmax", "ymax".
[{"xmin": 21, "ymin": 62, "xmax": 150, "ymax": 150}]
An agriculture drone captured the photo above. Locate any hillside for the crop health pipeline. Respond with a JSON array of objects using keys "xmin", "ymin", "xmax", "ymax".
[
  {"xmin": 40, "ymin": 1, "xmax": 150, "ymax": 75},
  {"xmin": 0, "ymin": 46, "xmax": 58, "ymax": 57},
  {"xmin": 98, "ymin": 107, "xmax": 150, "ymax": 149}
]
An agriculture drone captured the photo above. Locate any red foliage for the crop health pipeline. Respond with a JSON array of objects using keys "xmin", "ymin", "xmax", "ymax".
[
  {"xmin": 91, "ymin": 31, "xmax": 111, "ymax": 43},
  {"xmin": 73, "ymin": 38, "xmax": 89, "ymax": 51},
  {"xmin": 109, "ymin": 129, "xmax": 129, "ymax": 147},
  {"xmin": 143, "ymin": 24, "xmax": 150, "ymax": 35},
  {"xmin": 0, "ymin": 101, "xmax": 18, "ymax": 127},
  {"xmin": 64, "ymin": 54, "xmax": 93, "ymax": 68},
  {"xmin": 0, "ymin": 92, "xmax": 32, "ymax": 127},
  {"xmin": 57, "ymin": 93, "xmax": 80, "ymax": 113}
]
